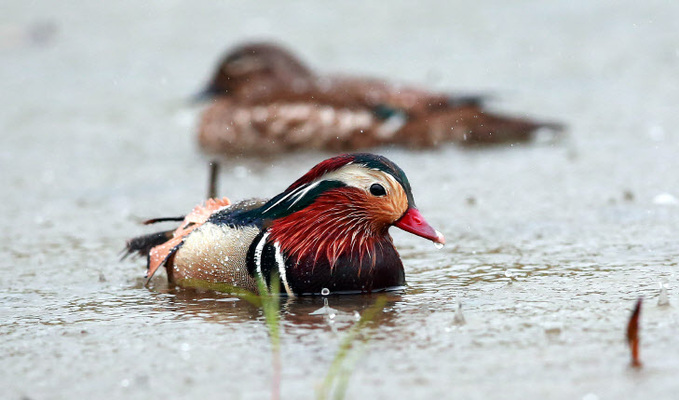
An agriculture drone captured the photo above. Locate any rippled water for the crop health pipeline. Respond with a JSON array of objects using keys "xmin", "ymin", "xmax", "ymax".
[{"xmin": 2, "ymin": 1, "xmax": 679, "ymax": 399}]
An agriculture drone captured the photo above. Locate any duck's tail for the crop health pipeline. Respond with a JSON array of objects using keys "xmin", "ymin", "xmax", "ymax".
[
  {"xmin": 467, "ymin": 113, "xmax": 566, "ymax": 145},
  {"xmin": 123, "ymin": 197, "xmax": 233, "ymax": 283},
  {"xmin": 445, "ymin": 93, "xmax": 494, "ymax": 108},
  {"xmin": 121, "ymin": 216, "xmax": 185, "ymax": 260},
  {"xmin": 123, "ymin": 230, "xmax": 175, "ymax": 260},
  {"xmin": 443, "ymin": 107, "xmax": 565, "ymax": 145}
]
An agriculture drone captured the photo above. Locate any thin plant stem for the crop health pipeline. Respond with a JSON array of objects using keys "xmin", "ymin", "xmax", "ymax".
[
  {"xmin": 180, "ymin": 277, "xmax": 282, "ymax": 400},
  {"xmin": 317, "ymin": 295, "xmax": 388, "ymax": 400},
  {"xmin": 259, "ymin": 273, "xmax": 282, "ymax": 400},
  {"xmin": 207, "ymin": 160, "xmax": 220, "ymax": 199},
  {"xmin": 626, "ymin": 297, "xmax": 643, "ymax": 368}
]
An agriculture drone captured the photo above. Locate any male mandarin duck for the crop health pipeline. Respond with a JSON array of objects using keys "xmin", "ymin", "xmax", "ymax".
[
  {"xmin": 195, "ymin": 41, "xmax": 562, "ymax": 155},
  {"xmin": 125, "ymin": 153, "xmax": 444, "ymax": 296}
]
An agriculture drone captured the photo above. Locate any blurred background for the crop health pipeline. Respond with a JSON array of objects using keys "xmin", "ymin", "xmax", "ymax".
[{"xmin": 2, "ymin": 1, "xmax": 678, "ymax": 399}]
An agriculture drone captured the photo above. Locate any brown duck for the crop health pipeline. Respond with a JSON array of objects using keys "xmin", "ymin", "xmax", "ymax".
[{"xmin": 196, "ymin": 42, "xmax": 562, "ymax": 155}]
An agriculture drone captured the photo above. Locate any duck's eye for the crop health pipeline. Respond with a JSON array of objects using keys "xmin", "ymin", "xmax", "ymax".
[{"xmin": 369, "ymin": 183, "xmax": 387, "ymax": 197}]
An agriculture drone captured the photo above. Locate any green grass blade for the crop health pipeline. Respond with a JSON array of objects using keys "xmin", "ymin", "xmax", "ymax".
[{"xmin": 317, "ymin": 295, "xmax": 388, "ymax": 400}]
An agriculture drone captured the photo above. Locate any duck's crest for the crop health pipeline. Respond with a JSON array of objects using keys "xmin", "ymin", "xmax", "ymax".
[
  {"xmin": 286, "ymin": 154, "xmax": 358, "ymax": 191},
  {"xmin": 286, "ymin": 153, "xmax": 410, "ymax": 192}
]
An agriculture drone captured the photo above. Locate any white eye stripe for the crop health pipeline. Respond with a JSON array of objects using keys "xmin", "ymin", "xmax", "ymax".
[
  {"xmin": 265, "ymin": 165, "xmax": 401, "ymax": 215},
  {"xmin": 321, "ymin": 164, "xmax": 396, "ymax": 190}
]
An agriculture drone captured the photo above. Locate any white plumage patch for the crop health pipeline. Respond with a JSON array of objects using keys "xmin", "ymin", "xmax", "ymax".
[
  {"xmin": 253, "ymin": 231, "xmax": 270, "ymax": 282},
  {"xmin": 376, "ymin": 113, "xmax": 407, "ymax": 139},
  {"xmin": 287, "ymin": 181, "xmax": 321, "ymax": 209},
  {"xmin": 274, "ymin": 241, "xmax": 294, "ymax": 296},
  {"xmin": 256, "ymin": 103, "xmax": 374, "ymax": 140},
  {"xmin": 262, "ymin": 184, "xmax": 309, "ymax": 214}
]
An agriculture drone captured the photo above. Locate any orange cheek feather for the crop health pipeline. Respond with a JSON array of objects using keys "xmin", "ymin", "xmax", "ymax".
[{"xmin": 365, "ymin": 181, "xmax": 409, "ymax": 228}]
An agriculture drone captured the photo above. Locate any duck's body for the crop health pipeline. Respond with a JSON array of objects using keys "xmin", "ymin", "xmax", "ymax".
[
  {"xmin": 196, "ymin": 42, "xmax": 562, "ymax": 155},
  {"xmin": 126, "ymin": 154, "xmax": 443, "ymax": 295},
  {"xmin": 199, "ymin": 98, "xmax": 551, "ymax": 155}
]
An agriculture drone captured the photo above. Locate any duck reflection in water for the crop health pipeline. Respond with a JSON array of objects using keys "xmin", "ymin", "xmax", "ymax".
[{"xmin": 148, "ymin": 284, "xmax": 402, "ymax": 331}]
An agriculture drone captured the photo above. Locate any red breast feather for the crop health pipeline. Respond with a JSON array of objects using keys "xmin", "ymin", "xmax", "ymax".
[{"xmin": 268, "ymin": 187, "xmax": 388, "ymax": 276}]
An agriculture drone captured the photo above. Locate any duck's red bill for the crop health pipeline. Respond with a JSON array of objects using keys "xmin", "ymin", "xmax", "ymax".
[{"xmin": 394, "ymin": 208, "xmax": 445, "ymax": 244}]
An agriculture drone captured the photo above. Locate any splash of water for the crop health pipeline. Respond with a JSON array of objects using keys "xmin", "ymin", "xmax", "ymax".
[
  {"xmin": 658, "ymin": 281, "xmax": 670, "ymax": 306},
  {"xmin": 453, "ymin": 299, "xmax": 466, "ymax": 325}
]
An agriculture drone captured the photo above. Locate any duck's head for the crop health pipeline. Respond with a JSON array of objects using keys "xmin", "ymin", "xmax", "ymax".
[
  {"xmin": 260, "ymin": 154, "xmax": 444, "ymax": 266},
  {"xmin": 194, "ymin": 41, "xmax": 313, "ymax": 101}
]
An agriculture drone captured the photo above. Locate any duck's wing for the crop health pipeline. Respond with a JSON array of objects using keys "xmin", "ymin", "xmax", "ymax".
[
  {"xmin": 198, "ymin": 98, "xmax": 396, "ymax": 155},
  {"xmin": 224, "ymin": 73, "xmax": 467, "ymax": 115},
  {"xmin": 321, "ymin": 75, "xmax": 453, "ymax": 113}
]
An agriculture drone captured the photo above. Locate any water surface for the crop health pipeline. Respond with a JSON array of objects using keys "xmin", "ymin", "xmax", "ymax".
[{"xmin": 2, "ymin": 1, "xmax": 679, "ymax": 399}]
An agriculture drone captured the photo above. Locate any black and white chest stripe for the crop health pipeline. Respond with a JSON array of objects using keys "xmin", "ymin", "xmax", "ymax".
[{"xmin": 247, "ymin": 230, "xmax": 294, "ymax": 296}]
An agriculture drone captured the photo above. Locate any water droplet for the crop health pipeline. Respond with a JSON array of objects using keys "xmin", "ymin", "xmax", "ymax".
[
  {"xmin": 648, "ymin": 124, "xmax": 665, "ymax": 141},
  {"xmin": 321, "ymin": 288, "xmax": 330, "ymax": 296},
  {"xmin": 658, "ymin": 281, "xmax": 670, "ymax": 306},
  {"xmin": 434, "ymin": 242, "xmax": 444, "ymax": 250},
  {"xmin": 308, "ymin": 298, "xmax": 339, "ymax": 316},
  {"xmin": 223, "ymin": 256, "xmax": 229, "ymax": 262},
  {"xmin": 453, "ymin": 300, "xmax": 466, "ymax": 325},
  {"xmin": 234, "ymin": 165, "xmax": 248, "ymax": 179},
  {"xmin": 544, "ymin": 326, "xmax": 562, "ymax": 336},
  {"xmin": 505, "ymin": 269, "xmax": 516, "ymax": 283},
  {"xmin": 653, "ymin": 192, "xmax": 678, "ymax": 206},
  {"xmin": 120, "ymin": 379, "xmax": 130, "ymax": 388}
]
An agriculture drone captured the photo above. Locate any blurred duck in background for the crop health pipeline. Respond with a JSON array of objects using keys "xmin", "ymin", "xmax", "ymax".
[{"xmin": 195, "ymin": 41, "xmax": 562, "ymax": 155}]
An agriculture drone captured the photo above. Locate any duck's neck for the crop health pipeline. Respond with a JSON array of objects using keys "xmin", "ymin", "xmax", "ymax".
[{"xmin": 267, "ymin": 191, "xmax": 405, "ymax": 294}]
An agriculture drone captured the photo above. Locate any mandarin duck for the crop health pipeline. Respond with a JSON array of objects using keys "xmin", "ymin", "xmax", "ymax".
[
  {"xmin": 125, "ymin": 154, "xmax": 444, "ymax": 296},
  {"xmin": 195, "ymin": 41, "xmax": 562, "ymax": 155}
]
